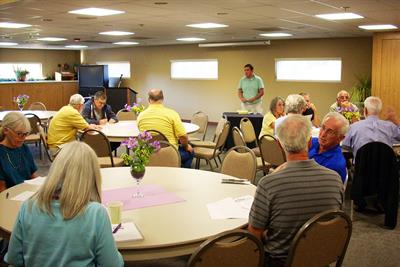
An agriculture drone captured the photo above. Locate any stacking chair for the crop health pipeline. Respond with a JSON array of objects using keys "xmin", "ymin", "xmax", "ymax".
[
  {"xmin": 146, "ymin": 129, "xmax": 168, "ymax": 143},
  {"xmin": 187, "ymin": 229, "xmax": 264, "ymax": 267},
  {"xmin": 285, "ymin": 210, "xmax": 352, "ymax": 267},
  {"xmin": 239, "ymin": 117, "xmax": 261, "ymax": 157},
  {"xmin": 24, "ymin": 113, "xmax": 43, "ymax": 159},
  {"xmin": 80, "ymin": 129, "xmax": 124, "ymax": 168},
  {"xmin": 116, "ymin": 109, "xmax": 137, "ymax": 121},
  {"xmin": 221, "ymin": 146, "xmax": 257, "ymax": 184},
  {"xmin": 29, "ymin": 102, "xmax": 47, "ymax": 111},
  {"xmin": 190, "ymin": 118, "xmax": 227, "ymax": 149},
  {"xmin": 38, "ymin": 125, "xmax": 53, "ymax": 162},
  {"xmin": 259, "ymin": 134, "xmax": 286, "ymax": 174},
  {"xmin": 193, "ymin": 121, "xmax": 230, "ymax": 171},
  {"xmin": 189, "ymin": 111, "xmax": 209, "ymax": 142},
  {"xmin": 148, "ymin": 141, "xmax": 181, "ymax": 167}
]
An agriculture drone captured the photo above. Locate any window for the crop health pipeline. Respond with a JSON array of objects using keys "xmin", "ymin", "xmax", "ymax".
[
  {"xmin": 97, "ymin": 61, "xmax": 131, "ymax": 78},
  {"xmin": 275, "ymin": 58, "xmax": 342, "ymax": 82},
  {"xmin": 170, "ymin": 59, "xmax": 218, "ymax": 80},
  {"xmin": 0, "ymin": 63, "xmax": 44, "ymax": 80}
]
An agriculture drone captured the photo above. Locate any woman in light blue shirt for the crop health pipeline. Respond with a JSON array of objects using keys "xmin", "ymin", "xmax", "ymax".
[{"xmin": 5, "ymin": 141, "xmax": 124, "ymax": 267}]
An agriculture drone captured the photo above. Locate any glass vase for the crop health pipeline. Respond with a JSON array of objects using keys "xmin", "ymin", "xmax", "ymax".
[
  {"xmin": 130, "ymin": 164, "xmax": 145, "ymax": 198},
  {"xmin": 18, "ymin": 104, "xmax": 24, "ymax": 111}
]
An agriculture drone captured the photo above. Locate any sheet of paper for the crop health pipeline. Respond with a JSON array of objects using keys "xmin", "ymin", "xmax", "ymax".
[
  {"xmin": 11, "ymin": 191, "xmax": 35, "ymax": 201},
  {"xmin": 24, "ymin": 176, "xmax": 46, "ymax": 186},
  {"xmin": 112, "ymin": 222, "xmax": 143, "ymax": 242},
  {"xmin": 207, "ymin": 196, "xmax": 253, "ymax": 220}
]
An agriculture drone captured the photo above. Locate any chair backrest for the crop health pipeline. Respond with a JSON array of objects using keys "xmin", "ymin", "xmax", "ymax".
[
  {"xmin": 116, "ymin": 109, "xmax": 137, "ymax": 121},
  {"xmin": 240, "ymin": 117, "xmax": 257, "ymax": 144},
  {"xmin": 259, "ymin": 134, "xmax": 286, "ymax": 167},
  {"xmin": 38, "ymin": 124, "xmax": 53, "ymax": 162},
  {"xmin": 29, "ymin": 102, "xmax": 47, "ymax": 111},
  {"xmin": 213, "ymin": 118, "xmax": 228, "ymax": 142},
  {"xmin": 221, "ymin": 146, "xmax": 257, "ymax": 183},
  {"xmin": 232, "ymin": 127, "xmax": 246, "ymax": 147},
  {"xmin": 285, "ymin": 210, "xmax": 352, "ymax": 267},
  {"xmin": 24, "ymin": 113, "xmax": 41, "ymax": 134},
  {"xmin": 214, "ymin": 121, "xmax": 230, "ymax": 151},
  {"xmin": 191, "ymin": 111, "xmax": 209, "ymax": 140},
  {"xmin": 146, "ymin": 129, "xmax": 169, "ymax": 144},
  {"xmin": 148, "ymin": 141, "xmax": 181, "ymax": 167},
  {"xmin": 80, "ymin": 129, "xmax": 114, "ymax": 166},
  {"xmin": 187, "ymin": 229, "xmax": 264, "ymax": 267}
]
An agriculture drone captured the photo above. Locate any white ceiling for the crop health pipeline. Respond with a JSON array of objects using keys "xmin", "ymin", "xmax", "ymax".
[{"xmin": 0, "ymin": 0, "xmax": 399, "ymax": 50}]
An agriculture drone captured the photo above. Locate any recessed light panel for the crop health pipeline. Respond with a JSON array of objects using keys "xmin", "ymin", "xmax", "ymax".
[
  {"xmin": 65, "ymin": 45, "xmax": 88, "ymax": 48},
  {"xmin": 0, "ymin": 42, "xmax": 18, "ymax": 46},
  {"xmin": 186, "ymin": 23, "xmax": 228, "ymax": 29},
  {"xmin": 358, "ymin": 24, "xmax": 398, "ymax": 30},
  {"xmin": 37, "ymin": 37, "xmax": 67, "ymax": 41},
  {"xmin": 316, "ymin": 12, "xmax": 364, "ymax": 20},
  {"xmin": 113, "ymin": 41, "xmax": 139, "ymax": 45},
  {"xmin": 260, "ymin": 33, "xmax": 293, "ymax": 37},
  {"xmin": 0, "ymin": 22, "xmax": 31, "ymax": 28},
  {"xmin": 176, "ymin": 37, "xmax": 205, "ymax": 42},
  {"xmin": 68, "ymin": 8, "xmax": 124, "ymax": 16},
  {"xmin": 99, "ymin": 31, "xmax": 134, "ymax": 36}
]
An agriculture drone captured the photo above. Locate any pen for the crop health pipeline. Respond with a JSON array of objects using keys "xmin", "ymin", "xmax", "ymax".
[
  {"xmin": 112, "ymin": 223, "xmax": 122, "ymax": 234},
  {"xmin": 6, "ymin": 192, "xmax": 9, "ymax": 199}
]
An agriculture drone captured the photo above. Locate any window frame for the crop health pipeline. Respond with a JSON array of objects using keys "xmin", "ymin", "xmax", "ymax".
[
  {"xmin": 274, "ymin": 57, "xmax": 342, "ymax": 83},
  {"xmin": 170, "ymin": 59, "xmax": 218, "ymax": 80},
  {"xmin": 96, "ymin": 61, "xmax": 131, "ymax": 78}
]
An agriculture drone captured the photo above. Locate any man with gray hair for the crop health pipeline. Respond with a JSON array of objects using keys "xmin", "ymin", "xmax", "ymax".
[
  {"xmin": 248, "ymin": 114, "xmax": 343, "ymax": 266},
  {"xmin": 309, "ymin": 112, "xmax": 349, "ymax": 183},
  {"xmin": 342, "ymin": 96, "xmax": 400, "ymax": 158},
  {"xmin": 329, "ymin": 90, "xmax": 359, "ymax": 112},
  {"xmin": 274, "ymin": 94, "xmax": 307, "ymax": 134},
  {"xmin": 48, "ymin": 94, "xmax": 98, "ymax": 155}
]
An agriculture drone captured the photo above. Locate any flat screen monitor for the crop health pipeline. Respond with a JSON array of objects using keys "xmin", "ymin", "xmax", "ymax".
[{"xmin": 78, "ymin": 65, "xmax": 108, "ymax": 88}]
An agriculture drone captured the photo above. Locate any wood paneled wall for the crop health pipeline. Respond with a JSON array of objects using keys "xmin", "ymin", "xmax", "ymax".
[
  {"xmin": 372, "ymin": 32, "xmax": 400, "ymax": 114},
  {"xmin": 0, "ymin": 82, "xmax": 78, "ymax": 111}
]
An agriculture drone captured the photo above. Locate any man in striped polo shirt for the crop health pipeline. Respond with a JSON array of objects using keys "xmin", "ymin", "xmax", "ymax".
[{"xmin": 248, "ymin": 114, "xmax": 343, "ymax": 267}]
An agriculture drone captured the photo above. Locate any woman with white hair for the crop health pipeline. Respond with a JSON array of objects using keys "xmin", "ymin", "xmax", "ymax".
[
  {"xmin": 0, "ymin": 111, "xmax": 38, "ymax": 192},
  {"xmin": 274, "ymin": 94, "xmax": 307, "ymax": 134},
  {"xmin": 5, "ymin": 141, "xmax": 124, "ymax": 267}
]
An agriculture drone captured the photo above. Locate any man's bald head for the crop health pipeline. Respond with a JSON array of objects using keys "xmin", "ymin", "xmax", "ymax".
[{"xmin": 148, "ymin": 89, "xmax": 164, "ymax": 103}]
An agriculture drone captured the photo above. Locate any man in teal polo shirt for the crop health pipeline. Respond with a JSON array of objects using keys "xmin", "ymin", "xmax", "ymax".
[{"xmin": 238, "ymin": 64, "xmax": 265, "ymax": 114}]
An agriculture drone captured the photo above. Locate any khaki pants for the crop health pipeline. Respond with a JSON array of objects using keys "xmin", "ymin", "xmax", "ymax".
[{"xmin": 241, "ymin": 102, "xmax": 263, "ymax": 114}]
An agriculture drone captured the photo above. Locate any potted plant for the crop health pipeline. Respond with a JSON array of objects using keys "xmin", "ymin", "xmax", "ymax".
[
  {"xmin": 124, "ymin": 103, "xmax": 145, "ymax": 115},
  {"xmin": 14, "ymin": 68, "xmax": 30, "ymax": 81},
  {"xmin": 350, "ymin": 74, "xmax": 371, "ymax": 110}
]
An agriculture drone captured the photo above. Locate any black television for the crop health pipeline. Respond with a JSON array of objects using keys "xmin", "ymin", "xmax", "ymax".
[{"xmin": 78, "ymin": 65, "xmax": 109, "ymax": 88}]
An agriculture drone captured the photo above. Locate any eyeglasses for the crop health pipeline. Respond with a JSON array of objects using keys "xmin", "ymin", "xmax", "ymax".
[
  {"xmin": 7, "ymin": 128, "xmax": 30, "ymax": 138},
  {"xmin": 338, "ymin": 95, "xmax": 349, "ymax": 100},
  {"xmin": 320, "ymin": 125, "xmax": 338, "ymax": 137}
]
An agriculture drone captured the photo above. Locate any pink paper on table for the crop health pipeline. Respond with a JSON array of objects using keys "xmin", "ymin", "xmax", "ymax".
[{"xmin": 102, "ymin": 185, "xmax": 185, "ymax": 210}]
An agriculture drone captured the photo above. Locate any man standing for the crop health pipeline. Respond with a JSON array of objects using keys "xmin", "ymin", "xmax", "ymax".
[
  {"xmin": 238, "ymin": 64, "xmax": 265, "ymax": 114},
  {"xmin": 137, "ymin": 89, "xmax": 194, "ymax": 168},
  {"xmin": 248, "ymin": 114, "xmax": 343, "ymax": 266},
  {"xmin": 342, "ymin": 96, "xmax": 400, "ymax": 158},
  {"xmin": 81, "ymin": 91, "xmax": 118, "ymax": 125},
  {"xmin": 309, "ymin": 112, "xmax": 349, "ymax": 183},
  {"xmin": 48, "ymin": 94, "xmax": 98, "ymax": 155}
]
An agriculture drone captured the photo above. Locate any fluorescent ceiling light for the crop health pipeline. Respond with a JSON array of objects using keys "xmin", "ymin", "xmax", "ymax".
[
  {"xmin": 65, "ymin": 45, "xmax": 88, "ymax": 48},
  {"xmin": 0, "ymin": 22, "xmax": 31, "ymax": 28},
  {"xmin": 0, "ymin": 42, "xmax": 18, "ymax": 46},
  {"xmin": 113, "ymin": 41, "xmax": 139, "ymax": 45},
  {"xmin": 177, "ymin": 37, "xmax": 205, "ymax": 42},
  {"xmin": 358, "ymin": 24, "xmax": 398, "ymax": 30},
  {"xmin": 68, "ymin": 7, "xmax": 124, "ymax": 16},
  {"xmin": 316, "ymin": 12, "xmax": 364, "ymax": 20},
  {"xmin": 260, "ymin": 32, "xmax": 293, "ymax": 37},
  {"xmin": 186, "ymin": 23, "xmax": 228, "ymax": 29},
  {"xmin": 99, "ymin": 31, "xmax": 134, "ymax": 36},
  {"xmin": 199, "ymin": 41, "xmax": 270, "ymax": 47},
  {"xmin": 37, "ymin": 37, "xmax": 67, "ymax": 41}
]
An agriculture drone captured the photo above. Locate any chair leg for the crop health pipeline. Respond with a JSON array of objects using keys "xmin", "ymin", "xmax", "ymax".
[
  {"xmin": 214, "ymin": 158, "xmax": 219, "ymax": 168},
  {"xmin": 217, "ymin": 155, "xmax": 222, "ymax": 164},
  {"xmin": 207, "ymin": 159, "xmax": 214, "ymax": 171},
  {"xmin": 350, "ymin": 200, "xmax": 354, "ymax": 221},
  {"xmin": 39, "ymin": 139, "xmax": 43, "ymax": 160},
  {"xmin": 195, "ymin": 158, "xmax": 200, "ymax": 169}
]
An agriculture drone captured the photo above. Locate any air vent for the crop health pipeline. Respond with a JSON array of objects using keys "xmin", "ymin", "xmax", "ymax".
[
  {"xmin": 130, "ymin": 36, "xmax": 152, "ymax": 40},
  {"xmin": 253, "ymin": 27, "xmax": 285, "ymax": 32},
  {"xmin": 81, "ymin": 40, "xmax": 112, "ymax": 44},
  {"xmin": 76, "ymin": 16, "xmax": 97, "ymax": 20}
]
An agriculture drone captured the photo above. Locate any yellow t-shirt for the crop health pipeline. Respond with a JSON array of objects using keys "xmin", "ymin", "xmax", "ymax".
[
  {"xmin": 47, "ymin": 105, "xmax": 89, "ymax": 148},
  {"xmin": 137, "ymin": 104, "xmax": 186, "ymax": 146},
  {"xmin": 259, "ymin": 112, "xmax": 276, "ymax": 138}
]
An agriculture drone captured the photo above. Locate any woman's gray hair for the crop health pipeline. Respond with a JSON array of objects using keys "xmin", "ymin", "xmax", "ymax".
[
  {"xmin": 69, "ymin": 94, "xmax": 85, "ymax": 106},
  {"xmin": 321, "ymin": 112, "xmax": 349, "ymax": 136},
  {"xmin": 269, "ymin": 96, "xmax": 285, "ymax": 113},
  {"xmin": 276, "ymin": 114, "xmax": 311, "ymax": 153},
  {"xmin": 0, "ymin": 112, "xmax": 31, "ymax": 141},
  {"xmin": 285, "ymin": 94, "xmax": 306, "ymax": 114},
  {"xmin": 364, "ymin": 96, "xmax": 382, "ymax": 115}
]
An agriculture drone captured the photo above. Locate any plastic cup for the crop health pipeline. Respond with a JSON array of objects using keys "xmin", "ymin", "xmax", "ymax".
[{"xmin": 107, "ymin": 201, "xmax": 123, "ymax": 224}]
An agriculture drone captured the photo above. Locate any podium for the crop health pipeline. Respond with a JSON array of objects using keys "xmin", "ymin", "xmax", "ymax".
[{"xmin": 105, "ymin": 87, "xmax": 138, "ymax": 113}]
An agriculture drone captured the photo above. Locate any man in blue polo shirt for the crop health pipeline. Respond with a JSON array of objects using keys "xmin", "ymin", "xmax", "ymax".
[
  {"xmin": 309, "ymin": 112, "xmax": 349, "ymax": 183},
  {"xmin": 238, "ymin": 64, "xmax": 265, "ymax": 114}
]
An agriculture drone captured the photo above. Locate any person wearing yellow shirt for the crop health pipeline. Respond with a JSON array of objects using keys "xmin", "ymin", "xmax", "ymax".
[
  {"xmin": 48, "ymin": 94, "xmax": 98, "ymax": 156},
  {"xmin": 137, "ymin": 89, "xmax": 194, "ymax": 168},
  {"xmin": 259, "ymin": 96, "xmax": 285, "ymax": 139}
]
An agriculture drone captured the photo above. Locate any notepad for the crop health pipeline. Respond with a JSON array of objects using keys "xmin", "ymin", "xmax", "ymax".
[
  {"xmin": 24, "ymin": 176, "xmax": 46, "ymax": 186},
  {"xmin": 207, "ymin": 195, "xmax": 254, "ymax": 220},
  {"xmin": 11, "ymin": 191, "xmax": 36, "ymax": 201},
  {"xmin": 112, "ymin": 222, "xmax": 143, "ymax": 242}
]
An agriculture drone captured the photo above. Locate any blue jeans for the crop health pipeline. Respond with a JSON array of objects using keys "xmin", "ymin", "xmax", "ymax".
[{"xmin": 179, "ymin": 145, "xmax": 194, "ymax": 168}]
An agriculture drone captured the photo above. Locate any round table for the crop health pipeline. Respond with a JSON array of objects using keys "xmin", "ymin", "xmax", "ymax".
[
  {"xmin": 101, "ymin": 120, "xmax": 200, "ymax": 142},
  {"xmin": 0, "ymin": 167, "xmax": 256, "ymax": 261},
  {"xmin": 0, "ymin": 110, "xmax": 57, "ymax": 121}
]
